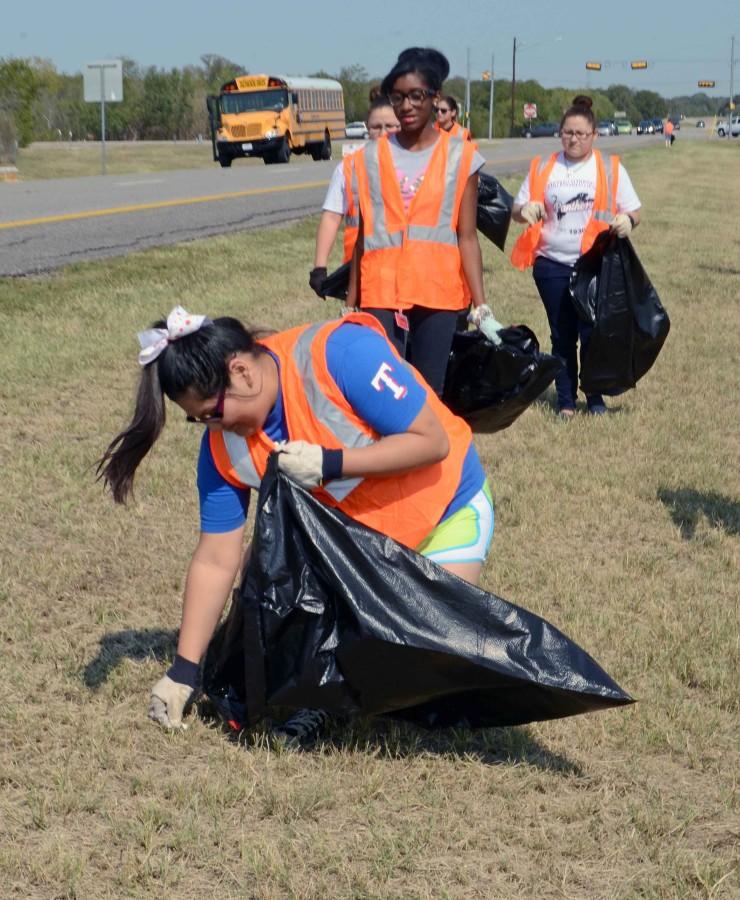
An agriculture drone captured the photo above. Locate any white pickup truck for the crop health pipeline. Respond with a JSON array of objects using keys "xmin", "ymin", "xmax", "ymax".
[{"xmin": 716, "ymin": 115, "xmax": 740, "ymax": 137}]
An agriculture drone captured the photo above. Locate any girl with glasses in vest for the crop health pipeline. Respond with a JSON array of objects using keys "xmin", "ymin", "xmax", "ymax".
[
  {"xmin": 98, "ymin": 306, "xmax": 494, "ymax": 740},
  {"xmin": 346, "ymin": 47, "xmax": 504, "ymax": 396},
  {"xmin": 434, "ymin": 95, "xmax": 472, "ymax": 141},
  {"xmin": 309, "ymin": 94, "xmax": 401, "ymax": 298},
  {"xmin": 511, "ymin": 95, "xmax": 642, "ymax": 419}
]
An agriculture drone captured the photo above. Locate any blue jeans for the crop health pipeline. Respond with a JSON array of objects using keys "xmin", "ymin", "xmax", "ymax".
[{"xmin": 533, "ymin": 256, "xmax": 604, "ymax": 411}]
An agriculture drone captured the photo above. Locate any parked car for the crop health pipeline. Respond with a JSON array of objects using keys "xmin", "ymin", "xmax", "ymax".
[
  {"xmin": 637, "ymin": 120, "xmax": 655, "ymax": 134},
  {"xmin": 696, "ymin": 119, "xmax": 706, "ymax": 128},
  {"xmin": 596, "ymin": 119, "xmax": 617, "ymax": 136},
  {"xmin": 716, "ymin": 116, "xmax": 740, "ymax": 137},
  {"xmin": 345, "ymin": 121, "xmax": 369, "ymax": 140},
  {"xmin": 522, "ymin": 121, "xmax": 560, "ymax": 138},
  {"xmin": 615, "ymin": 119, "xmax": 633, "ymax": 135},
  {"xmin": 652, "ymin": 118, "xmax": 664, "ymax": 133}
]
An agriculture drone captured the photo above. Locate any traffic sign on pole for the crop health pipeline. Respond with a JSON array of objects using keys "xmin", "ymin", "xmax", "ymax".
[
  {"xmin": 84, "ymin": 60, "xmax": 123, "ymax": 176},
  {"xmin": 523, "ymin": 103, "xmax": 537, "ymax": 119}
]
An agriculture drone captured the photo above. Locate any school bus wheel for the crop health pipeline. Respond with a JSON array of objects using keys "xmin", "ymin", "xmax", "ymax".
[
  {"xmin": 218, "ymin": 153, "xmax": 233, "ymax": 168},
  {"xmin": 275, "ymin": 135, "xmax": 291, "ymax": 164}
]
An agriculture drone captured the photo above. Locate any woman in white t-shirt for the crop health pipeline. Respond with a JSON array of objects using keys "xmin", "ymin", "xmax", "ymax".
[
  {"xmin": 309, "ymin": 95, "xmax": 401, "ymax": 298},
  {"xmin": 346, "ymin": 47, "xmax": 505, "ymax": 395},
  {"xmin": 512, "ymin": 95, "xmax": 642, "ymax": 418}
]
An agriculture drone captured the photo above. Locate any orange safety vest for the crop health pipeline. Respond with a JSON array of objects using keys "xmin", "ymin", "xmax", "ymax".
[
  {"xmin": 510, "ymin": 150, "xmax": 621, "ymax": 271},
  {"xmin": 208, "ymin": 312, "xmax": 473, "ymax": 549},
  {"xmin": 435, "ymin": 121, "xmax": 472, "ymax": 141},
  {"xmin": 342, "ymin": 153, "xmax": 360, "ymax": 263},
  {"xmin": 353, "ymin": 131, "xmax": 475, "ymax": 311}
]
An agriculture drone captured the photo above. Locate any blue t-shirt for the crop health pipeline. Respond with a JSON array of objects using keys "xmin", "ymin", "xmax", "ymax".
[{"xmin": 197, "ymin": 323, "xmax": 485, "ymax": 533}]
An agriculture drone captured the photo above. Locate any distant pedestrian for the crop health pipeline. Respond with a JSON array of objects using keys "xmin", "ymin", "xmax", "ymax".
[
  {"xmin": 435, "ymin": 96, "xmax": 472, "ymax": 141},
  {"xmin": 664, "ymin": 119, "xmax": 674, "ymax": 147},
  {"xmin": 511, "ymin": 95, "xmax": 642, "ymax": 419}
]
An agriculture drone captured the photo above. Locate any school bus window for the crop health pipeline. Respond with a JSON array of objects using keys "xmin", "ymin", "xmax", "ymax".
[{"xmin": 221, "ymin": 88, "xmax": 288, "ymax": 115}]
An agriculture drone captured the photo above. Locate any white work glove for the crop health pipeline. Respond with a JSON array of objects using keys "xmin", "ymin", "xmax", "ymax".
[
  {"xmin": 340, "ymin": 305, "xmax": 357, "ymax": 317},
  {"xmin": 148, "ymin": 674, "xmax": 194, "ymax": 730},
  {"xmin": 469, "ymin": 304, "xmax": 504, "ymax": 346},
  {"xmin": 276, "ymin": 440, "xmax": 324, "ymax": 489},
  {"xmin": 610, "ymin": 213, "xmax": 633, "ymax": 238},
  {"xmin": 520, "ymin": 201, "xmax": 546, "ymax": 226}
]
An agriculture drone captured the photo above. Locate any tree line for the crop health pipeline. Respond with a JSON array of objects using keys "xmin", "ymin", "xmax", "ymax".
[{"xmin": 0, "ymin": 54, "xmax": 733, "ymax": 156}]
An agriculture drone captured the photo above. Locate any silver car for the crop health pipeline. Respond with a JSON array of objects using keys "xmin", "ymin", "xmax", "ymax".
[
  {"xmin": 345, "ymin": 121, "xmax": 369, "ymax": 140},
  {"xmin": 596, "ymin": 120, "xmax": 616, "ymax": 136}
]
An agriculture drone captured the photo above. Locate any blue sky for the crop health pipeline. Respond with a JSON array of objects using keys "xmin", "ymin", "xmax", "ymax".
[{"xmin": 2, "ymin": 0, "xmax": 737, "ymax": 98}]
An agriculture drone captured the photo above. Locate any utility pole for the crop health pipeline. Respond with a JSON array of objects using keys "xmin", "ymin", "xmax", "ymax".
[
  {"xmin": 729, "ymin": 35, "xmax": 736, "ymax": 137},
  {"xmin": 488, "ymin": 52, "xmax": 495, "ymax": 140},
  {"xmin": 510, "ymin": 37, "xmax": 517, "ymax": 138},
  {"xmin": 465, "ymin": 47, "xmax": 471, "ymax": 130}
]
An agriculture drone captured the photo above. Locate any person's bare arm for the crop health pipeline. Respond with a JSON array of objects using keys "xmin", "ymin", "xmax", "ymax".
[
  {"xmin": 314, "ymin": 211, "xmax": 343, "ymax": 267},
  {"xmin": 457, "ymin": 173, "xmax": 486, "ymax": 308},
  {"xmin": 341, "ymin": 403, "xmax": 449, "ymax": 477},
  {"xmin": 346, "ymin": 219, "xmax": 363, "ymax": 309},
  {"xmin": 176, "ymin": 527, "xmax": 245, "ymax": 663}
]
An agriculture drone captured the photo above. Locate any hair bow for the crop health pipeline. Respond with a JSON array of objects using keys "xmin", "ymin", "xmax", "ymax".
[{"xmin": 137, "ymin": 305, "xmax": 210, "ymax": 366}]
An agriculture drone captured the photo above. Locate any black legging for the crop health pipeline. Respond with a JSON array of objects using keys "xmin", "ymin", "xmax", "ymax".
[{"xmin": 362, "ymin": 306, "xmax": 459, "ymax": 396}]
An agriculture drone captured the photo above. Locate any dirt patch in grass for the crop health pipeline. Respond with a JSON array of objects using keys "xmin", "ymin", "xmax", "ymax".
[{"xmin": 0, "ymin": 141, "xmax": 738, "ymax": 898}]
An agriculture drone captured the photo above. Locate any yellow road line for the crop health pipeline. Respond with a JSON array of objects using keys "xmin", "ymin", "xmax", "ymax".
[{"xmin": 0, "ymin": 179, "xmax": 330, "ymax": 230}]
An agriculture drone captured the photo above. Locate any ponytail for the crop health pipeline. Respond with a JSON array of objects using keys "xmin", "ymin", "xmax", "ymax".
[
  {"xmin": 98, "ymin": 314, "xmax": 260, "ymax": 503},
  {"xmin": 97, "ymin": 361, "xmax": 166, "ymax": 503}
]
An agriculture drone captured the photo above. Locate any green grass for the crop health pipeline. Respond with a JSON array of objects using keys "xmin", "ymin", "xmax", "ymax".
[
  {"xmin": 13, "ymin": 140, "xmax": 342, "ymax": 180},
  {"xmin": 0, "ymin": 140, "xmax": 738, "ymax": 898}
]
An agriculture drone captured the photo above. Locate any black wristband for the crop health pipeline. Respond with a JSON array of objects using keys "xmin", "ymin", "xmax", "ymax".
[
  {"xmin": 167, "ymin": 654, "xmax": 200, "ymax": 689},
  {"xmin": 321, "ymin": 447, "xmax": 344, "ymax": 482}
]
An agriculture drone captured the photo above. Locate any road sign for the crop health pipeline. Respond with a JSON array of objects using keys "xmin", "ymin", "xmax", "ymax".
[
  {"xmin": 697, "ymin": 80, "xmax": 716, "ymax": 88},
  {"xmin": 83, "ymin": 60, "xmax": 123, "ymax": 102},
  {"xmin": 585, "ymin": 62, "xmax": 602, "ymax": 71},
  {"xmin": 523, "ymin": 103, "xmax": 537, "ymax": 119}
]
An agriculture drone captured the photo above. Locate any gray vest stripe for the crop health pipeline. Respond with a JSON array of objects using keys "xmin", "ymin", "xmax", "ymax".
[
  {"xmin": 222, "ymin": 430, "xmax": 261, "ymax": 489},
  {"xmin": 364, "ymin": 141, "xmax": 398, "ymax": 251},
  {"xmin": 323, "ymin": 476, "xmax": 364, "ymax": 502},
  {"xmin": 406, "ymin": 224, "xmax": 459, "ymax": 245},
  {"xmin": 344, "ymin": 214, "xmax": 359, "ymax": 228}
]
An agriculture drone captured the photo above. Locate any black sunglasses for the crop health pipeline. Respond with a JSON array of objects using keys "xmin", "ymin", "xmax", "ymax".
[{"xmin": 186, "ymin": 385, "xmax": 226, "ymax": 425}]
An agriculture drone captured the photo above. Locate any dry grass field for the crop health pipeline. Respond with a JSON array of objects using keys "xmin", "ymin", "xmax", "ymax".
[{"xmin": 0, "ymin": 141, "xmax": 738, "ymax": 899}]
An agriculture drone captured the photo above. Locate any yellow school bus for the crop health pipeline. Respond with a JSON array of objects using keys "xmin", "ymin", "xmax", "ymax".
[{"xmin": 207, "ymin": 74, "xmax": 345, "ymax": 167}]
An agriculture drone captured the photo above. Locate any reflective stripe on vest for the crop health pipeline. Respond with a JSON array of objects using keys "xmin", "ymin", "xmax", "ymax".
[
  {"xmin": 406, "ymin": 137, "xmax": 464, "ymax": 247},
  {"xmin": 222, "ymin": 429, "xmax": 261, "ymax": 489},
  {"xmin": 291, "ymin": 321, "xmax": 372, "ymax": 502},
  {"xmin": 362, "ymin": 136, "xmax": 465, "ymax": 249},
  {"xmin": 362, "ymin": 140, "xmax": 404, "ymax": 252}
]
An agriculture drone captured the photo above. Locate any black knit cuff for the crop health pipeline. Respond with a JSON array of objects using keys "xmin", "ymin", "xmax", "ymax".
[
  {"xmin": 167, "ymin": 654, "xmax": 200, "ymax": 689},
  {"xmin": 321, "ymin": 448, "xmax": 344, "ymax": 482}
]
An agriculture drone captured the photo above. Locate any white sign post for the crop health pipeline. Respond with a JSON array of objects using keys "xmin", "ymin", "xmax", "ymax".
[
  {"xmin": 523, "ymin": 102, "xmax": 538, "ymax": 120},
  {"xmin": 84, "ymin": 60, "xmax": 123, "ymax": 175}
]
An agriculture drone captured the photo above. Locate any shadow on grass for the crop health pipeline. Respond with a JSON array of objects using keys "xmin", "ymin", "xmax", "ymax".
[
  {"xmin": 83, "ymin": 627, "xmax": 178, "ymax": 689},
  {"xmin": 199, "ymin": 700, "xmax": 583, "ymax": 775},
  {"xmin": 657, "ymin": 487, "xmax": 740, "ymax": 539}
]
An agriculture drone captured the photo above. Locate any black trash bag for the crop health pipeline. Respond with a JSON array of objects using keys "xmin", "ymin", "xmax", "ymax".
[
  {"xmin": 320, "ymin": 174, "xmax": 513, "ymax": 301},
  {"xmin": 442, "ymin": 326, "xmax": 563, "ymax": 433},
  {"xmin": 320, "ymin": 262, "xmax": 350, "ymax": 301},
  {"xmin": 570, "ymin": 231, "xmax": 670, "ymax": 395},
  {"xmin": 203, "ymin": 455, "xmax": 633, "ymax": 731},
  {"xmin": 476, "ymin": 171, "xmax": 514, "ymax": 251}
]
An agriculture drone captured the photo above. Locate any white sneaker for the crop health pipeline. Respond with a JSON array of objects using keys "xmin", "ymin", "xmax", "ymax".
[{"xmin": 272, "ymin": 708, "xmax": 328, "ymax": 748}]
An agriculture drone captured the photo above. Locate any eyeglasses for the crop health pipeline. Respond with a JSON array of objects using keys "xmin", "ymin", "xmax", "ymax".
[
  {"xmin": 436, "ymin": 107, "xmax": 451, "ymax": 114},
  {"xmin": 388, "ymin": 88, "xmax": 435, "ymax": 108},
  {"xmin": 561, "ymin": 129, "xmax": 594, "ymax": 140},
  {"xmin": 186, "ymin": 385, "xmax": 226, "ymax": 424},
  {"xmin": 368, "ymin": 122, "xmax": 400, "ymax": 132}
]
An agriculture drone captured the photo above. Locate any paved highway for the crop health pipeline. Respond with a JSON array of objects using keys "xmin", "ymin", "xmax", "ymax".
[{"xmin": 0, "ymin": 130, "xmax": 710, "ymax": 276}]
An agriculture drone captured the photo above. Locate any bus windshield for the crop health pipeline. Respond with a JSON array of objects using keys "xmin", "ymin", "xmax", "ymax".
[{"xmin": 220, "ymin": 89, "xmax": 288, "ymax": 115}]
